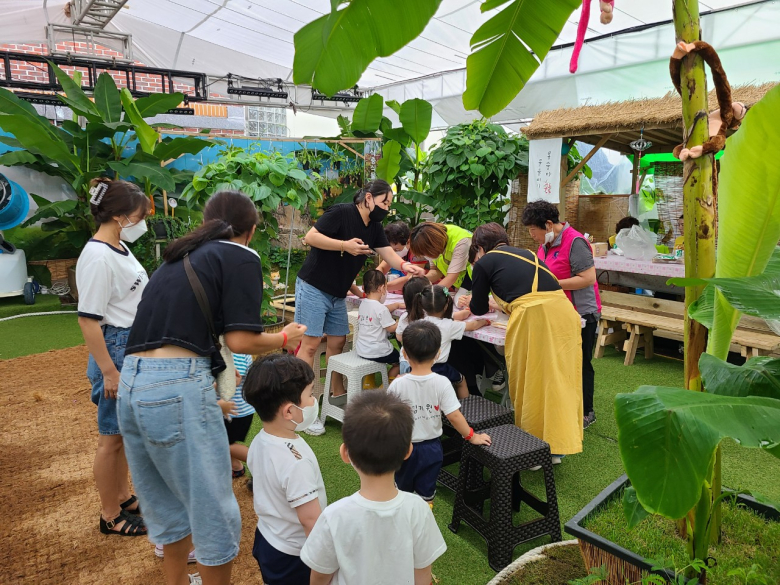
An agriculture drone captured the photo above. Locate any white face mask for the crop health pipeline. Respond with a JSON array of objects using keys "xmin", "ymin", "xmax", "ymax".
[
  {"xmin": 380, "ymin": 290, "xmax": 388, "ymax": 304},
  {"xmin": 398, "ymin": 246, "xmax": 408, "ymax": 258},
  {"xmin": 119, "ymin": 217, "xmax": 148, "ymax": 243},
  {"xmin": 543, "ymin": 229, "xmax": 555, "ymax": 246},
  {"xmin": 292, "ymin": 401, "xmax": 319, "ymax": 432}
]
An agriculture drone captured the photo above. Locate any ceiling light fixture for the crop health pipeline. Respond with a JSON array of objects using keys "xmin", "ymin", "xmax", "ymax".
[{"xmin": 226, "ymin": 74, "xmax": 288, "ymax": 99}]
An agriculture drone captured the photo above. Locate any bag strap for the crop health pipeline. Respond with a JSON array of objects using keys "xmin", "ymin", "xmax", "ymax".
[{"xmin": 183, "ymin": 253, "xmax": 221, "ymax": 351}]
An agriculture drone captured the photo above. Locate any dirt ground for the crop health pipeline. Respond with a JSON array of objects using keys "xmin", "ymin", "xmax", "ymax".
[{"xmin": 0, "ymin": 346, "xmax": 263, "ymax": 584}]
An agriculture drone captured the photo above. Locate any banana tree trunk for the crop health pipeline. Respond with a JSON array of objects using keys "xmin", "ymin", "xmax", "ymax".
[{"xmin": 673, "ymin": 0, "xmax": 720, "ymax": 565}]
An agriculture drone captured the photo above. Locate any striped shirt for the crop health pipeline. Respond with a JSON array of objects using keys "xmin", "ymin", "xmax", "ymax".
[{"xmin": 233, "ymin": 353, "xmax": 256, "ymax": 418}]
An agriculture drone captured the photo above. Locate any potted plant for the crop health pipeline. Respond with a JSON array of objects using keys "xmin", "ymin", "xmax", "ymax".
[
  {"xmin": 296, "ymin": 148, "xmax": 323, "ymax": 173},
  {"xmin": 564, "ymin": 85, "xmax": 780, "ymax": 585},
  {"xmin": 182, "ymin": 147, "xmax": 321, "ymax": 325}
]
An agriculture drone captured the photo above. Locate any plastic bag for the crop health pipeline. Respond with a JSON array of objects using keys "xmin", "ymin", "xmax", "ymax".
[{"xmin": 615, "ymin": 225, "xmax": 658, "ymax": 261}]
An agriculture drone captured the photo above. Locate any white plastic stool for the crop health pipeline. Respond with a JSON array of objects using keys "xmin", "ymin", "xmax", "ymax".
[
  {"xmin": 320, "ymin": 351, "xmax": 389, "ymax": 424},
  {"xmin": 312, "ymin": 313, "xmax": 359, "ymax": 403}
]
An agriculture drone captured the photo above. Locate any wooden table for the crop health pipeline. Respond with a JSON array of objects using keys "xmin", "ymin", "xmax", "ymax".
[{"xmin": 594, "ymin": 254, "xmax": 684, "ymax": 294}]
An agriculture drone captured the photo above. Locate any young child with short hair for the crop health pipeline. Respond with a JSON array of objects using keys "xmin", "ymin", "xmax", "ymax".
[
  {"xmin": 244, "ymin": 353, "xmax": 326, "ymax": 585},
  {"xmin": 389, "ymin": 320, "xmax": 491, "ymax": 506},
  {"xmin": 356, "ymin": 270, "xmax": 404, "ymax": 378},
  {"xmin": 301, "ymin": 391, "xmax": 447, "ymax": 585}
]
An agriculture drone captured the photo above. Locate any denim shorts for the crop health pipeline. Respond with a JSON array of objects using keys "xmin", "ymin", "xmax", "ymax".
[
  {"xmin": 294, "ymin": 277, "xmax": 350, "ymax": 338},
  {"xmin": 117, "ymin": 356, "xmax": 241, "ymax": 566},
  {"xmin": 87, "ymin": 325, "xmax": 130, "ymax": 436}
]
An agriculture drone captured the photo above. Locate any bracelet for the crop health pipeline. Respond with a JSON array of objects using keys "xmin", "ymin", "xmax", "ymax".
[
  {"xmin": 340, "ymin": 241, "xmax": 344, "ymax": 257},
  {"xmin": 281, "ymin": 331, "xmax": 288, "ymax": 348},
  {"xmin": 463, "ymin": 427, "xmax": 474, "ymax": 441}
]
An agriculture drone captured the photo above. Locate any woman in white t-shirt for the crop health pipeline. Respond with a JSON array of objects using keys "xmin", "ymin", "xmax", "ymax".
[
  {"xmin": 355, "ymin": 270, "xmax": 404, "ymax": 378},
  {"xmin": 76, "ymin": 178, "xmax": 150, "ymax": 537}
]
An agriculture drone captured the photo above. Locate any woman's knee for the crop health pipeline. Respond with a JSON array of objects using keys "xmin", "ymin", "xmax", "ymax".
[{"xmin": 97, "ymin": 434, "xmax": 124, "ymax": 454}]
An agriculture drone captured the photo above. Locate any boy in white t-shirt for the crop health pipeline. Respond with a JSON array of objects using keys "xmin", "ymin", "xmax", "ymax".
[
  {"xmin": 244, "ymin": 353, "xmax": 327, "ymax": 585},
  {"xmin": 356, "ymin": 270, "xmax": 404, "ymax": 378},
  {"xmin": 301, "ymin": 391, "xmax": 446, "ymax": 585},
  {"xmin": 389, "ymin": 320, "xmax": 491, "ymax": 506}
]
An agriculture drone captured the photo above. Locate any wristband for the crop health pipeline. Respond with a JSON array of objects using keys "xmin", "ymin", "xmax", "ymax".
[
  {"xmin": 340, "ymin": 241, "xmax": 344, "ymax": 257},
  {"xmin": 362, "ymin": 292, "xmax": 367, "ymax": 298},
  {"xmin": 485, "ymin": 320, "xmax": 491, "ymax": 326},
  {"xmin": 463, "ymin": 427, "xmax": 474, "ymax": 441},
  {"xmin": 281, "ymin": 331, "xmax": 288, "ymax": 348}
]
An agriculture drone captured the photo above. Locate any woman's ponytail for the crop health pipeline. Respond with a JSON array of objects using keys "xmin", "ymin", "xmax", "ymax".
[{"xmin": 163, "ymin": 190, "xmax": 258, "ymax": 263}]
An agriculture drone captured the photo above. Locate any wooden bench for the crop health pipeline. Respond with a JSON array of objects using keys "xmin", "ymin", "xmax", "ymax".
[{"xmin": 595, "ymin": 291, "xmax": 780, "ymax": 365}]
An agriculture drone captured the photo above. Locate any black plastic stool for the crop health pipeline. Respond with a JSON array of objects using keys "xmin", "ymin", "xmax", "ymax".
[
  {"xmin": 448, "ymin": 424, "xmax": 561, "ymax": 571},
  {"xmin": 438, "ymin": 396, "xmax": 514, "ymax": 491}
]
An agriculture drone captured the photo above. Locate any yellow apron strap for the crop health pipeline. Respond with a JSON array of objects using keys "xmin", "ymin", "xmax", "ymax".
[{"xmin": 487, "ymin": 249, "xmax": 559, "ymax": 282}]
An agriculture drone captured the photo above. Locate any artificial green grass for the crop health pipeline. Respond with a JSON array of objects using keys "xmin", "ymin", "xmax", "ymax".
[
  {"xmin": 6, "ymin": 315, "xmax": 779, "ymax": 583},
  {"xmin": 585, "ymin": 496, "xmax": 780, "ymax": 584},
  {"xmin": 0, "ymin": 312, "xmax": 81, "ymax": 360},
  {"xmin": 0, "ymin": 293, "xmax": 75, "ymax": 319}
]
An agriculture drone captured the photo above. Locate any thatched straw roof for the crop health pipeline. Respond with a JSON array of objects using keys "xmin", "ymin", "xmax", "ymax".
[{"xmin": 523, "ymin": 83, "xmax": 776, "ymax": 153}]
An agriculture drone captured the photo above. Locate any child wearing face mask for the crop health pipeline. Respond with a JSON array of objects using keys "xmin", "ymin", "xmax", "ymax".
[
  {"xmin": 244, "ymin": 353, "xmax": 327, "ymax": 585},
  {"xmin": 356, "ymin": 270, "xmax": 404, "ymax": 379}
]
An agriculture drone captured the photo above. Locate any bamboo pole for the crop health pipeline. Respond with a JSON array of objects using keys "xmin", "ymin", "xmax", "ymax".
[{"xmin": 673, "ymin": 0, "xmax": 720, "ymax": 564}]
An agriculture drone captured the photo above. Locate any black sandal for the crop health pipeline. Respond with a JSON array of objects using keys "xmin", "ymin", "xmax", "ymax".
[
  {"xmin": 99, "ymin": 510, "xmax": 147, "ymax": 536},
  {"xmin": 120, "ymin": 495, "xmax": 141, "ymax": 515}
]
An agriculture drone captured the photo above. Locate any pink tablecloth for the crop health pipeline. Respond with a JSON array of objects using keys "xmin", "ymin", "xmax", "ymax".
[
  {"xmin": 594, "ymin": 254, "xmax": 685, "ymax": 279},
  {"xmin": 345, "ymin": 293, "xmax": 507, "ymax": 346}
]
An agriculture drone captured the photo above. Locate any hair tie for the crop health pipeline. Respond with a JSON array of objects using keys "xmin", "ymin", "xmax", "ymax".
[
  {"xmin": 89, "ymin": 182, "xmax": 109, "ymax": 206},
  {"xmin": 442, "ymin": 288, "xmax": 450, "ymax": 298}
]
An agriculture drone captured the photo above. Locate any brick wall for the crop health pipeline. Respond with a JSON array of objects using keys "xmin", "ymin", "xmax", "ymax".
[{"xmin": 0, "ymin": 42, "xmax": 224, "ymax": 114}]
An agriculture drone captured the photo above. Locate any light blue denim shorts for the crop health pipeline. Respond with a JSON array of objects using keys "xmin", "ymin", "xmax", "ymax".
[
  {"xmin": 87, "ymin": 324, "xmax": 130, "ymax": 436},
  {"xmin": 117, "ymin": 356, "xmax": 241, "ymax": 566},
  {"xmin": 294, "ymin": 277, "xmax": 350, "ymax": 338}
]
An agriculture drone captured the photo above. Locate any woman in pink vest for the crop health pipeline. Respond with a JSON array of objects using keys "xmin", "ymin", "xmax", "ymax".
[{"xmin": 522, "ymin": 201, "xmax": 601, "ymax": 429}]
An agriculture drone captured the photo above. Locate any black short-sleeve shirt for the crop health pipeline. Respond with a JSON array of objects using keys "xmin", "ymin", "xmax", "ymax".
[
  {"xmin": 126, "ymin": 240, "xmax": 265, "ymax": 373},
  {"xmin": 469, "ymin": 246, "xmax": 561, "ymax": 315},
  {"xmin": 297, "ymin": 203, "xmax": 390, "ymax": 298}
]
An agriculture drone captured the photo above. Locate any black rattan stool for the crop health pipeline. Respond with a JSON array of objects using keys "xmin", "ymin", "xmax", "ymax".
[
  {"xmin": 448, "ymin": 424, "xmax": 561, "ymax": 571},
  {"xmin": 438, "ymin": 396, "xmax": 514, "ymax": 491}
]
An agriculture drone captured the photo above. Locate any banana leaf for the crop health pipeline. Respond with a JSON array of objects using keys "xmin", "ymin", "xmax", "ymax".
[
  {"xmin": 351, "ymin": 94, "xmax": 383, "ymax": 133},
  {"xmin": 708, "ymin": 85, "xmax": 780, "ymax": 358},
  {"xmin": 399, "ymin": 98, "xmax": 432, "ymax": 145},
  {"xmin": 699, "ymin": 353, "xmax": 780, "ymax": 400},
  {"xmin": 375, "ymin": 140, "xmax": 402, "ymax": 182}
]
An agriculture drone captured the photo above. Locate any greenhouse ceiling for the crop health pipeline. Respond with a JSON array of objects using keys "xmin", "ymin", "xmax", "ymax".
[{"xmin": 2, "ymin": 0, "xmax": 779, "ymax": 126}]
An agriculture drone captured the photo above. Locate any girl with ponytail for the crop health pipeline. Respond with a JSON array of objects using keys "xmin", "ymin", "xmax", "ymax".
[{"xmin": 119, "ymin": 190, "xmax": 307, "ymax": 584}]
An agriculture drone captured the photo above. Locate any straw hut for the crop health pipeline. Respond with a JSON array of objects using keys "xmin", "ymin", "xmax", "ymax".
[{"xmin": 507, "ymin": 83, "xmax": 776, "ymax": 247}]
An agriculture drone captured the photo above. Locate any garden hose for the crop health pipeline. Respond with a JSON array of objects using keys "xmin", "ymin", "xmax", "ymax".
[{"xmin": 0, "ymin": 311, "xmax": 77, "ymax": 323}]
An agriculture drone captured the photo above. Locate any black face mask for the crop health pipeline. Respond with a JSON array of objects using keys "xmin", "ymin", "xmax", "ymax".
[{"xmin": 368, "ymin": 205, "xmax": 390, "ymax": 223}]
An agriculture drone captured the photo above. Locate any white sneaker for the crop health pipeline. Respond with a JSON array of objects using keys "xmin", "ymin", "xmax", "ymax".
[
  {"xmin": 303, "ymin": 418, "xmax": 326, "ymax": 436},
  {"xmin": 552, "ymin": 456, "xmax": 563, "ymax": 465},
  {"xmin": 155, "ymin": 544, "xmax": 196, "ymax": 564},
  {"xmin": 189, "ymin": 574, "xmax": 202, "ymax": 585}
]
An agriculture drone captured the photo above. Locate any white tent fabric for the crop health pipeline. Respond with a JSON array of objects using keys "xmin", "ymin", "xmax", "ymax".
[{"xmin": 1, "ymin": 1, "xmax": 778, "ymax": 125}]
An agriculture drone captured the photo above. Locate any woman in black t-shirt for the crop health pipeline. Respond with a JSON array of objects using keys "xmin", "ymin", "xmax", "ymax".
[
  {"xmin": 119, "ymin": 191, "xmax": 306, "ymax": 583},
  {"xmin": 295, "ymin": 180, "xmax": 425, "ymax": 429}
]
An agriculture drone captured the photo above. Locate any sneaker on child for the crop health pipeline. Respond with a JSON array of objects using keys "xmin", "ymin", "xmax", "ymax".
[
  {"xmin": 491, "ymin": 370, "xmax": 506, "ymax": 391},
  {"xmin": 303, "ymin": 417, "xmax": 326, "ymax": 436}
]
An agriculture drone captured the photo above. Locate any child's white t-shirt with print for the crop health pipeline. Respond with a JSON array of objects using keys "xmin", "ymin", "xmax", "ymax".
[
  {"xmin": 388, "ymin": 373, "xmax": 460, "ymax": 442},
  {"xmin": 300, "ymin": 490, "xmax": 446, "ymax": 585},
  {"xmin": 395, "ymin": 312, "xmax": 410, "ymax": 337},
  {"xmin": 423, "ymin": 315, "xmax": 466, "ymax": 363},
  {"xmin": 247, "ymin": 429, "xmax": 327, "ymax": 556},
  {"xmin": 356, "ymin": 299, "xmax": 396, "ymax": 359}
]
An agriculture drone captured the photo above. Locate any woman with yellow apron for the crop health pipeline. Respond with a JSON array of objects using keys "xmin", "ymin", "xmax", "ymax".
[{"xmin": 468, "ymin": 223, "xmax": 583, "ymax": 458}]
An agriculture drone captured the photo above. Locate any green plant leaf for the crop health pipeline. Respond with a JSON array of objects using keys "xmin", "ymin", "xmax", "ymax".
[
  {"xmin": 119, "ymin": 88, "xmax": 159, "ymax": 155},
  {"xmin": 337, "ymin": 115, "xmax": 352, "ymax": 135},
  {"xmin": 375, "ymin": 140, "xmax": 402, "ymax": 182},
  {"xmin": 0, "ymin": 150, "xmax": 38, "ymax": 166},
  {"xmin": 351, "ymin": 94, "xmax": 384, "ymax": 133},
  {"xmin": 50, "ymin": 62, "xmax": 101, "ymax": 120},
  {"xmin": 108, "ymin": 160, "xmax": 175, "ymax": 192},
  {"xmin": 700, "ymin": 353, "xmax": 780, "ymax": 400},
  {"xmin": 154, "ymin": 136, "xmax": 212, "ymax": 161},
  {"xmin": 462, "ymin": 0, "xmax": 580, "ymax": 117},
  {"xmin": 386, "ymin": 100, "xmax": 402, "ymax": 115},
  {"xmin": 688, "ymin": 283, "xmax": 715, "ymax": 328},
  {"xmin": 622, "ymin": 486, "xmax": 651, "ymax": 529},
  {"xmin": 708, "ymin": 85, "xmax": 780, "ymax": 359},
  {"xmin": 134, "ymin": 93, "xmax": 186, "ymax": 118},
  {"xmin": 93, "ymin": 73, "xmax": 122, "ymax": 123},
  {"xmin": 0, "ymin": 114, "xmax": 79, "ymax": 173},
  {"xmin": 293, "ymin": 0, "xmax": 442, "ymax": 95},
  {"xmin": 399, "ymin": 98, "xmax": 432, "ymax": 145},
  {"xmin": 615, "ymin": 385, "xmax": 780, "ymax": 520}
]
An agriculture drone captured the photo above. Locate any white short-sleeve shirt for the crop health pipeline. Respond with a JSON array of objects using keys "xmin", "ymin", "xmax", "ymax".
[
  {"xmin": 356, "ymin": 299, "xmax": 396, "ymax": 359},
  {"xmin": 247, "ymin": 429, "xmax": 328, "ymax": 556},
  {"xmin": 388, "ymin": 373, "xmax": 461, "ymax": 442},
  {"xmin": 300, "ymin": 491, "xmax": 447, "ymax": 585},
  {"xmin": 395, "ymin": 312, "xmax": 410, "ymax": 338},
  {"xmin": 423, "ymin": 315, "xmax": 466, "ymax": 363},
  {"xmin": 76, "ymin": 239, "xmax": 148, "ymax": 328}
]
